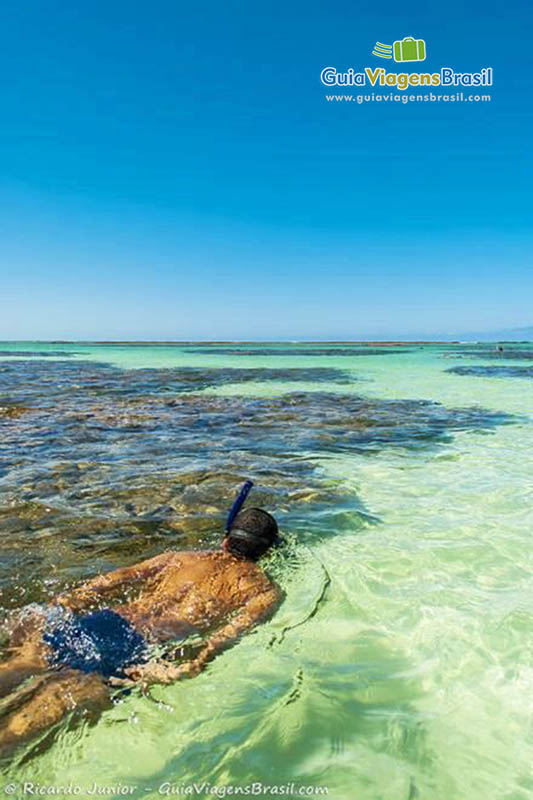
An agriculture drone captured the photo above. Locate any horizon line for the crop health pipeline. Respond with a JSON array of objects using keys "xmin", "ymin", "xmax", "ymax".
[{"xmin": 2, "ymin": 339, "xmax": 531, "ymax": 346}]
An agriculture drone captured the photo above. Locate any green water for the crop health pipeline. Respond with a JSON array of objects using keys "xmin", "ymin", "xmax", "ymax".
[{"xmin": 2, "ymin": 342, "xmax": 533, "ymax": 800}]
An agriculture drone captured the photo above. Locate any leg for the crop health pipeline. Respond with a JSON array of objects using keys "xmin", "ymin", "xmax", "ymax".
[
  {"xmin": 0, "ymin": 669, "xmax": 112, "ymax": 755},
  {"xmin": 0, "ymin": 653, "xmax": 47, "ymax": 699},
  {"xmin": 0, "ymin": 634, "xmax": 49, "ymax": 699}
]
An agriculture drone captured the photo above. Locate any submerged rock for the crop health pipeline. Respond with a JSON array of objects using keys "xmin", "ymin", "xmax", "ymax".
[
  {"xmin": 0, "ymin": 405, "xmax": 29, "ymax": 419},
  {"xmin": 184, "ymin": 347, "xmax": 413, "ymax": 356},
  {"xmin": 450, "ymin": 348, "xmax": 533, "ymax": 361},
  {"xmin": 447, "ymin": 365, "xmax": 533, "ymax": 378},
  {"xmin": 0, "ymin": 358, "xmax": 515, "ymax": 609},
  {"xmin": 0, "ymin": 350, "xmax": 75, "ymax": 358}
]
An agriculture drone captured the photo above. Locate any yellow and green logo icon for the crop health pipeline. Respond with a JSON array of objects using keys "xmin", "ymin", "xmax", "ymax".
[
  {"xmin": 372, "ymin": 37, "xmax": 426, "ymax": 62},
  {"xmin": 372, "ymin": 42, "xmax": 393, "ymax": 59}
]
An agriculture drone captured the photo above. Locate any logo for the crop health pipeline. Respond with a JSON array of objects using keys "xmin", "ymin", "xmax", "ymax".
[
  {"xmin": 320, "ymin": 35, "xmax": 493, "ymax": 92},
  {"xmin": 372, "ymin": 42, "xmax": 392, "ymax": 59},
  {"xmin": 372, "ymin": 36, "xmax": 426, "ymax": 62}
]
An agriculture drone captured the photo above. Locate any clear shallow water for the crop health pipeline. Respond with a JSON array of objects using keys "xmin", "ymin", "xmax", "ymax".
[{"xmin": 1, "ymin": 342, "xmax": 532, "ymax": 799}]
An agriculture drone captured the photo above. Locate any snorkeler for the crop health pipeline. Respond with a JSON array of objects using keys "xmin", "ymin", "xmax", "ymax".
[{"xmin": 0, "ymin": 482, "xmax": 282, "ymax": 752}]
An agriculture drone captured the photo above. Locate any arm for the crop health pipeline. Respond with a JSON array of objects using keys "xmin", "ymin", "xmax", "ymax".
[
  {"xmin": 55, "ymin": 551, "xmax": 176, "ymax": 612},
  {"xmin": 192, "ymin": 584, "xmax": 281, "ymax": 673},
  {"xmin": 123, "ymin": 583, "xmax": 281, "ymax": 686}
]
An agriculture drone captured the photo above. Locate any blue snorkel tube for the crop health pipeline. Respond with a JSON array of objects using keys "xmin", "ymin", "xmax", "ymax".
[{"xmin": 226, "ymin": 480, "xmax": 254, "ymax": 533}]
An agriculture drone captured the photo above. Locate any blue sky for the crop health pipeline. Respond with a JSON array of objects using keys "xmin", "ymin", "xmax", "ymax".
[{"xmin": 0, "ymin": 0, "xmax": 531, "ymax": 340}]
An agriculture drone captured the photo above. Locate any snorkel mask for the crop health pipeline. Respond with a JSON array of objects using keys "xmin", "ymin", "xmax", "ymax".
[{"xmin": 224, "ymin": 481, "xmax": 281, "ymax": 559}]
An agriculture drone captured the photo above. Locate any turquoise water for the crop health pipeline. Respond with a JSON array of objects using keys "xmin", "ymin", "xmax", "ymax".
[{"xmin": 1, "ymin": 342, "xmax": 533, "ymax": 800}]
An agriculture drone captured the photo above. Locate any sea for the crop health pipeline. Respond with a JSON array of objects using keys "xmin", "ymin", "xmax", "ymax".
[{"xmin": 1, "ymin": 341, "xmax": 532, "ymax": 800}]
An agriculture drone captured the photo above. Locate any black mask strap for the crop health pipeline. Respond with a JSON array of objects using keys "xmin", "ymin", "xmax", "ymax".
[{"xmin": 228, "ymin": 528, "xmax": 282, "ymax": 548}]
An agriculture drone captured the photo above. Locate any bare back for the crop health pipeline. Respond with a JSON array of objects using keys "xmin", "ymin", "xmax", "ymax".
[{"xmin": 114, "ymin": 550, "xmax": 277, "ymax": 641}]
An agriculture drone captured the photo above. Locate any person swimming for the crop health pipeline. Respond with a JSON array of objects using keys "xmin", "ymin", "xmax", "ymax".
[{"xmin": 0, "ymin": 483, "xmax": 282, "ymax": 752}]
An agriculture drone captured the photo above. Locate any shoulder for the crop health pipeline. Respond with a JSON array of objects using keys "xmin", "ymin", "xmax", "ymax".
[
  {"xmin": 161, "ymin": 550, "xmax": 231, "ymax": 573},
  {"xmin": 231, "ymin": 559, "xmax": 280, "ymax": 599},
  {"xmin": 168, "ymin": 549, "xmax": 223, "ymax": 565}
]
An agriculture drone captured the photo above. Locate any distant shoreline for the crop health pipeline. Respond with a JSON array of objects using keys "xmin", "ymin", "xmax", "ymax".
[
  {"xmin": 3, "ymin": 339, "xmax": 531, "ymax": 346},
  {"xmin": 42, "ymin": 340, "xmax": 461, "ymax": 346}
]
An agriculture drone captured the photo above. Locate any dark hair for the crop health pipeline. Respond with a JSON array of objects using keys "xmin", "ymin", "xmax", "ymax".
[{"xmin": 227, "ymin": 507, "xmax": 279, "ymax": 560}]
